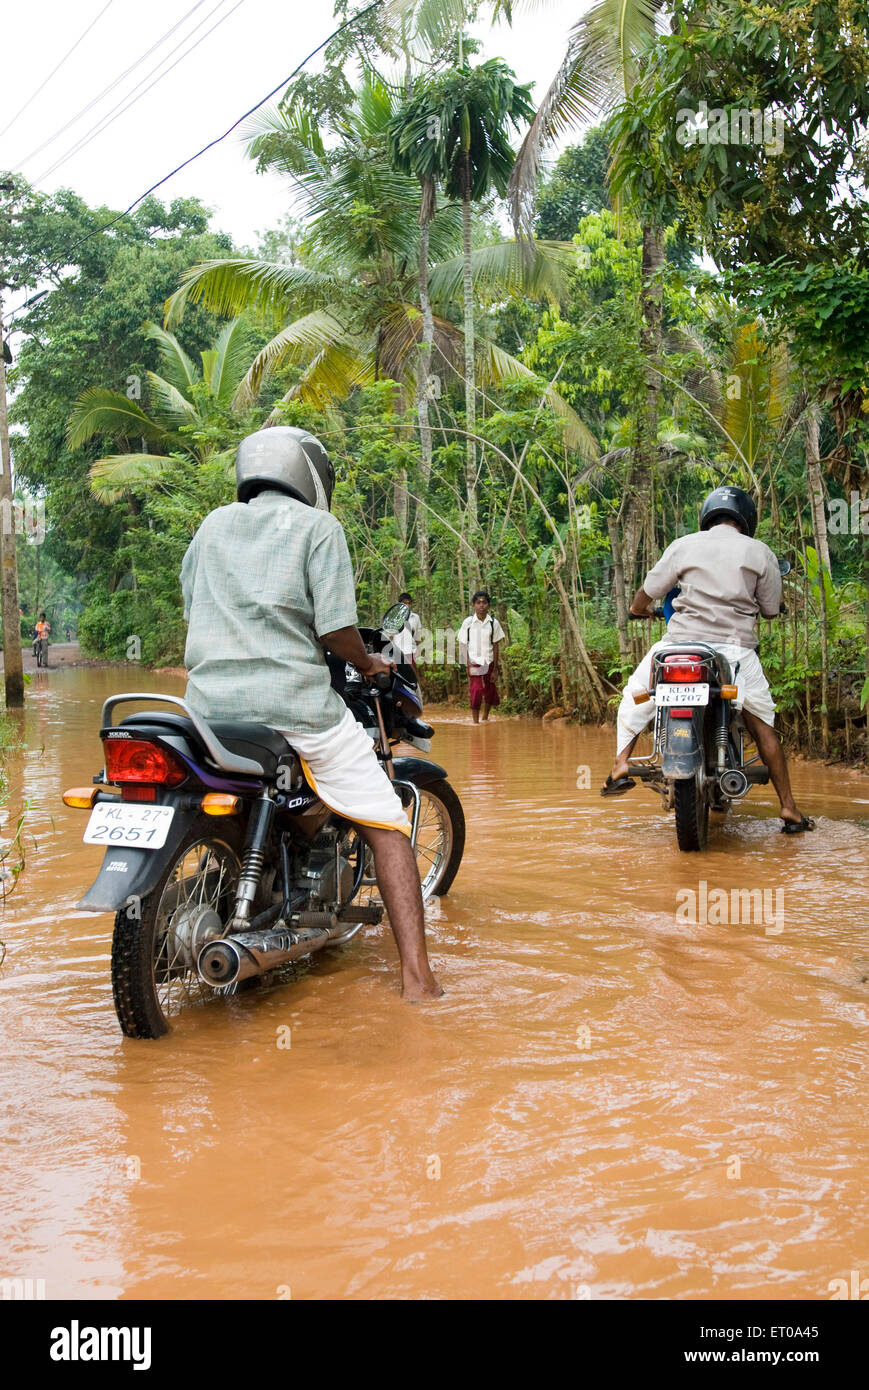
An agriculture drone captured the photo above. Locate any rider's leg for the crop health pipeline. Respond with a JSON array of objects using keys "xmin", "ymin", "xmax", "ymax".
[
  {"xmin": 611, "ymin": 733, "xmax": 641, "ymax": 781},
  {"xmin": 361, "ymin": 825, "xmax": 443, "ymax": 1000},
  {"xmin": 741, "ymin": 711, "xmax": 806, "ymax": 826},
  {"xmin": 283, "ymin": 709, "xmax": 443, "ymax": 1000},
  {"xmin": 609, "ymin": 645, "xmax": 658, "ymax": 781}
]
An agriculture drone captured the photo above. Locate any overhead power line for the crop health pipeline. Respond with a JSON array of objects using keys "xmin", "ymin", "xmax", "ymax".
[
  {"xmin": 0, "ymin": 0, "xmax": 118, "ymax": 140},
  {"xmin": 34, "ymin": 0, "xmax": 248, "ymax": 186},
  {"xmin": 12, "ymin": 0, "xmax": 211, "ymax": 171},
  {"xmin": 6, "ymin": 0, "xmax": 388, "ymax": 294}
]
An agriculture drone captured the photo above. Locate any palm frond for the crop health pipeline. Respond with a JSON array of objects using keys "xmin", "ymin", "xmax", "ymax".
[
  {"xmin": 720, "ymin": 322, "xmax": 792, "ymax": 466},
  {"xmin": 164, "ymin": 259, "xmax": 334, "ymax": 329},
  {"xmin": 232, "ymin": 308, "xmax": 366, "ymax": 409},
  {"xmin": 207, "ymin": 317, "xmax": 252, "ymax": 407},
  {"xmin": 145, "ymin": 372, "xmax": 198, "ymax": 432},
  {"xmin": 429, "ymin": 239, "xmax": 575, "ymax": 308},
  {"xmin": 506, "ymin": 0, "xmax": 664, "ymax": 237},
  {"xmin": 582, "ymin": 0, "xmax": 664, "ymax": 100},
  {"xmin": 143, "ymin": 322, "xmax": 198, "ymax": 394},
  {"xmin": 88, "ymin": 453, "xmax": 172, "ymax": 503},
  {"xmin": 66, "ymin": 388, "xmax": 166, "ymax": 449},
  {"xmin": 478, "ymin": 338, "xmax": 600, "ymax": 458},
  {"xmin": 289, "ymin": 340, "xmax": 377, "ymax": 411},
  {"xmin": 384, "ymin": 0, "xmax": 468, "ymax": 51},
  {"xmin": 242, "ymin": 102, "xmax": 328, "ymax": 175}
]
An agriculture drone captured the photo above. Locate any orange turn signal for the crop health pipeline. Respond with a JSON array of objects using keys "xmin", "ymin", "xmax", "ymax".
[
  {"xmin": 62, "ymin": 787, "xmax": 99, "ymax": 809},
  {"xmin": 200, "ymin": 793, "xmax": 241, "ymax": 816},
  {"xmin": 633, "ymin": 690, "xmax": 652, "ymax": 705},
  {"xmin": 720, "ymin": 685, "xmax": 738, "ymax": 700}
]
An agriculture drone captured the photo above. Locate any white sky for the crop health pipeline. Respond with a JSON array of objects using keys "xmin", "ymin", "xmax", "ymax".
[{"xmin": 1, "ymin": 0, "xmax": 585, "ymax": 263}]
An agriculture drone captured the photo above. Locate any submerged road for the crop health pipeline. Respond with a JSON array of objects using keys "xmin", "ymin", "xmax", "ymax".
[{"xmin": 0, "ymin": 665, "xmax": 867, "ymax": 1299}]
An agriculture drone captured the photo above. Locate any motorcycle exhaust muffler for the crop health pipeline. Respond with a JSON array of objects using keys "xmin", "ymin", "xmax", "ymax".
[
  {"xmin": 719, "ymin": 769, "xmax": 750, "ymax": 797},
  {"xmin": 197, "ymin": 918, "xmax": 337, "ymax": 987}
]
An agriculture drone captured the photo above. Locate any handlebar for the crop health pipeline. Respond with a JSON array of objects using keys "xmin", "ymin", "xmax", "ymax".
[{"xmin": 628, "ymin": 608, "xmax": 665, "ymax": 620}]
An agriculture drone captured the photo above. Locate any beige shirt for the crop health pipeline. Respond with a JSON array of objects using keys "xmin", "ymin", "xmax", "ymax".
[{"xmin": 643, "ymin": 524, "xmax": 781, "ymax": 648}]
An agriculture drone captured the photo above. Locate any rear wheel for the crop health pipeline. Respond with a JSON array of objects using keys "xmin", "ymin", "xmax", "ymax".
[
  {"xmin": 674, "ymin": 776, "xmax": 709, "ymax": 851},
  {"xmin": 111, "ymin": 817, "xmax": 242, "ymax": 1038}
]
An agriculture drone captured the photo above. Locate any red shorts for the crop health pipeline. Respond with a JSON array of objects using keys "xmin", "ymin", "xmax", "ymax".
[{"xmin": 469, "ymin": 673, "xmax": 500, "ymax": 710}]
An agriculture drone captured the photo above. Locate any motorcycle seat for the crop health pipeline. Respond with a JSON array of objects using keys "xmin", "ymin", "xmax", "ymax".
[{"xmin": 118, "ymin": 712, "xmax": 293, "ymax": 777}]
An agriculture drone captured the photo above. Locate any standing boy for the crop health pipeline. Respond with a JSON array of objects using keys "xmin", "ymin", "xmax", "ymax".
[{"xmin": 458, "ymin": 591, "xmax": 505, "ymax": 724}]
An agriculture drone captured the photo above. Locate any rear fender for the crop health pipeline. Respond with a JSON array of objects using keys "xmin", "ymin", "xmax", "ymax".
[
  {"xmin": 660, "ymin": 709, "xmax": 705, "ymax": 781},
  {"xmin": 77, "ymin": 805, "xmax": 202, "ymax": 912}
]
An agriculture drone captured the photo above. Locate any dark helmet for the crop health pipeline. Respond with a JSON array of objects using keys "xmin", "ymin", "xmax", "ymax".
[
  {"xmin": 235, "ymin": 426, "xmax": 335, "ymax": 510},
  {"xmin": 699, "ymin": 485, "xmax": 757, "ymax": 538}
]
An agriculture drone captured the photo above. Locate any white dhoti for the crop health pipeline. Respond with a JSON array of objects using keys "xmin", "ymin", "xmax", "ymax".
[
  {"xmin": 279, "ymin": 707, "xmax": 411, "ymax": 837},
  {"xmin": 616, "ymin": 641, "xmax": 777, "ymax": 755}
]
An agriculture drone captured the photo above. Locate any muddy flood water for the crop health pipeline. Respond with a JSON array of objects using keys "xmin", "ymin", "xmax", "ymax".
[{"xmin": 1, "ymin": 665, "xmax": 867, "ymax": 1300}]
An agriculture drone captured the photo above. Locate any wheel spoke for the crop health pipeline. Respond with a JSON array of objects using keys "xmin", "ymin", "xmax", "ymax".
[{"xmin": 150, "ymin": 839, "xmax": 239, "ymax": 1021}]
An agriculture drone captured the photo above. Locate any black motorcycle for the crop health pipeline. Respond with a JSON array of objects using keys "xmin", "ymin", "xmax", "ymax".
[
  {"xmin": 626, "ymin": 562, "xmax": 790, "ymax": 851},
  {"xmin": 63, "ymin": 604, "xmax": 465, "ymax": 1037}
]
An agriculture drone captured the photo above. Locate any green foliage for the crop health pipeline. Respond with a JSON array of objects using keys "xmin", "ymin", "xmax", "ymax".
[
  {"xmin": 3, "ymin": 22, "xmax": 866, "ymax": 756},
  {"xmin": 607, "ymin": 1, "xmax": 869, "ymax": 268},
  {"xmin": 9, "ymin": 188, "xmax": 234, "ymax": 597},
  {"xmin": 726, "ymin": 258, "xmax": 869, "ymax": 405},
  {"xmin": 535, "ymin": 128, "xmax": 611, "ymax": 240}
]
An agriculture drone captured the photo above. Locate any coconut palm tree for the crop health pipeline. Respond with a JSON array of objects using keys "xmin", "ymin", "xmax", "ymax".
[
  {"xmin": 395, "ymin": 0, "xmax": 669, "ymax": 573},
  {"xmin": 387, "ymin": 87, "xmax": 447, "ymax": 578},
  {"xmin": 388, "ymin": 54, "xmax": 535, "ymax": 530},
  {"xmin": 67, "ymin": 319, "xmax": 251, "ymax": 501},
  {"xmin": 165, "ymin": 76, "xmax": 597, "ymax": 531}
]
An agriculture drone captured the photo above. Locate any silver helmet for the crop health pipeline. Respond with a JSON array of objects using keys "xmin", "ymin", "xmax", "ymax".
[{"xmin": 235, "ymin": 426, "xmax": 335, "ymax": 510}]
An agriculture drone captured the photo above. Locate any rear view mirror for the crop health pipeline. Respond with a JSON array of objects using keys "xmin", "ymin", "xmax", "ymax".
[
  {"xmin": 778, "ymin": 557, "xmax": 791, "ymax": 577},
  {"xmin": 381, "ymin": 602, "xmax": 411, "ymax": 637}
]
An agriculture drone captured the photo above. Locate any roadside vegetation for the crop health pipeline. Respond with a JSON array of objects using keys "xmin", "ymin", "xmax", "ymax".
[{"xmin": 2, "ymin": 2, "xmax": 867, "ymax": 759}]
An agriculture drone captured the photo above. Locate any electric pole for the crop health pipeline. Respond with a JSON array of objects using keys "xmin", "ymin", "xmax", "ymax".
[{"xmin": 0, "ymin": 296, "xmax": 25, "ymax": 708}]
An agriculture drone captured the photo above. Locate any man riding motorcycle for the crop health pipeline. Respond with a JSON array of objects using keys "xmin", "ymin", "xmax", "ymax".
[
  {"xmin": 602, "ymin": 486, "xmax": 814, "ymax": 834},
  {"xmin": 180, "ymin": 425, "xmax": 443, "ymax": 999}
]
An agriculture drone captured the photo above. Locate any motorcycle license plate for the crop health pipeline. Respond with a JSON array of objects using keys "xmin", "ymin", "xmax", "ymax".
[
  {"xmin": 83, "ymin": 802, "xmax": 175, "ymax": 849},
  {"xmin": 656, "ymin": 682, "xmax": 710, "ymax": 707}
]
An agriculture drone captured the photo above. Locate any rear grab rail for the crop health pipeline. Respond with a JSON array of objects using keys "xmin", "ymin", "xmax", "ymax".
[{"xmin": 100, "ymin": 692, "xmax": 265, "ymax": 777}]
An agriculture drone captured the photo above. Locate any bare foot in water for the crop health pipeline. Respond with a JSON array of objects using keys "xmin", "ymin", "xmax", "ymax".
[{"xmin": 402, "ymin": 973, "xmax": 444, "ymax": 1002}]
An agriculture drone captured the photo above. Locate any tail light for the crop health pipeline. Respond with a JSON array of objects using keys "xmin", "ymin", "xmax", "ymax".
[
  {"xmin": 660, "ymin": 654, "xmax": 705, "ymax": 683},
  {"xmin": 103, "ymin": 737, "xmax": 186, "ymax": 786}
]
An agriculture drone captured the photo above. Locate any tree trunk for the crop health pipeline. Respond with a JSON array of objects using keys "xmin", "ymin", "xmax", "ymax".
[
  {"xmin": 805, "ymin": 408, "xmax": 830, "ymax": 752},
  {"xmin": 415, "ymin": 203, "xmax": 435, "ymax": 582},
  {"xmin": 552, "ymin": 558, "xmax": 606, "ymax": 713},
  {"xmin": 805, "ymin": 406, "xmax": 830, "ymax": 573},
  {"xmin": 607, "ymin": 514, "xmax": 630, "ymax": 661},
  {"xmin": 392, "ymin": 383, "xmax": 409, "ymax": 594},
  {"xmin": 625, "ymin": 223, "xmax": 665, "ymax": 580},
  {"xmin": 0, "ymin": 302, "xmax": 24, "ymax": 708},
  {"xmin": 461, "ymin": 184, "xmax": 478, "ymax": 533}
]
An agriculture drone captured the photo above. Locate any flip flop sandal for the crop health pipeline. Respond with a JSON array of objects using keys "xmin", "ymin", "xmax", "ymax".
[
  {"xmin": 781, "ymin": 815, "xmax": 816, "ymax": 834},
  {"xmin": 601, "ymin": 775, "xmax": 636, "ymax": 798}
]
